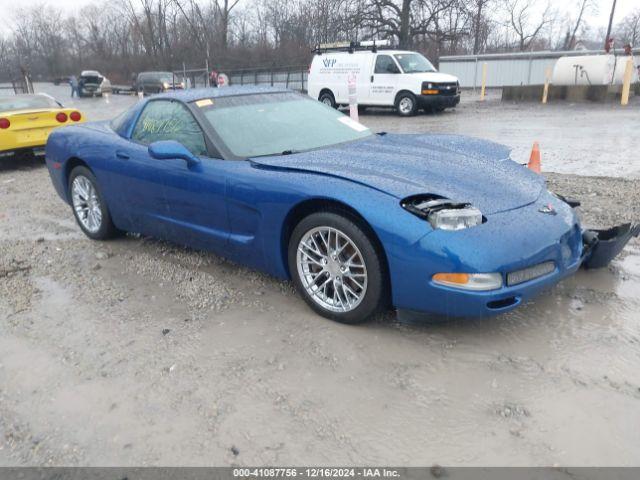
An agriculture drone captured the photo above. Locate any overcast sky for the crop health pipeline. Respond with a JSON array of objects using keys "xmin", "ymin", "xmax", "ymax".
[{"xmin": 0, "ymin": 0, "xmax": 638, "ymax": 35}]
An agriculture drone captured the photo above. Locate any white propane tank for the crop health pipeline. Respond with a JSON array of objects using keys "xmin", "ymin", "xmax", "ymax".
[{"xmin": 552, "ymin": 54, "xmax": 638, "ymax": 86}]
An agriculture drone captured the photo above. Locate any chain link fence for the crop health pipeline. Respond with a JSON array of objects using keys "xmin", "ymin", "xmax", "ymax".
[
  {"xmin": 227, "ymin": 65, "xmax": 308, "ymax": 91},
  {"xmin": 0, "ymin": 74, "xmax": 34, "ymax": 96}
]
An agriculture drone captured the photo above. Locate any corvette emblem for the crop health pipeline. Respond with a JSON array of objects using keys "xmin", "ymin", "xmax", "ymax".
[{"xmin": 539, "ymin": 203, "xmax": 557, "ymax": 215}]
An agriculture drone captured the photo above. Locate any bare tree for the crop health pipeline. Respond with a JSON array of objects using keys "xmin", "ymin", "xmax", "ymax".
[
  {"xmin": 359, "ymin": 0, "xmax": 459, "ymax": 49},
  {"xmin": 217, "ymin": 0, "xmax": 242, "ymax": 49},
  {"xmin": 616, "ymin": 8, "xmax": 640, "ymax": 46},
  {"xmin": 471, "ymin": 0, "xmax": 493, "ymax": 54},
  {"xmin": 562, "ymin": 0, "xmax": 595, "ymax": 50},
  {"xmin": 0, "ymin": 36, "xmax": 12, "ymax": 77},
  {"xmin": 503, "ymin": 0, "xmax": 554, "ymax": 51},
  {"xmin": 0, "ymin": 0, "xmax": 610, "ymax": 82}
]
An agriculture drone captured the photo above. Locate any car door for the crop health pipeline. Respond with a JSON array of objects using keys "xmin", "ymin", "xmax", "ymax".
[
  {"xmin": 116, "ymin": 99, "xmax": 229, "ymax": 251},
  {"xmin": 369, "ymin": 54, "xmax": 402, "ymax": 105}
]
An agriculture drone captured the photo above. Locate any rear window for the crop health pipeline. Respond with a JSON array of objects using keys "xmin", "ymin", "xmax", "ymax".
[
  {"xmin": 110, "ymin": 105, "xmax": 139, "ymax": 136},
  {"xmin": 0, "ymin": 95, "xmax": 60, "ymax": 111},
  {"xmin": 139, "ymin": 72, "xmax": 173, "ymax": 82}
]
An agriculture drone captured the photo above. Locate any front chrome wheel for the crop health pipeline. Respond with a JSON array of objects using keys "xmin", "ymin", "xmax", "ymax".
[
  {"xmin": 398, "ymin": 96, "xmax": 414, "ymax": 115},
  {"xmin": 296, "ymin": 226, "xmax": 368, "ymax": 313},
  {"xmin": 71, "ymin": 175, "xmax": 102, "ymax": 233}
]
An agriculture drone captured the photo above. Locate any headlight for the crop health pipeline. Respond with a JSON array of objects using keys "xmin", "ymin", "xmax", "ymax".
[
  {"xmin": 401, "ymin": 195, "xmax": 484, "ymax": 231},
  {"xmin": 433, "ymin": 272, "xmax": 503, "ymax": 291},
  {"xmin": 428, "ymin": 206, "xmax": 482, "ymax": 231},
  {"xmin": 162, "ymin": 81, "xmax": 170, "ymax": 89}
]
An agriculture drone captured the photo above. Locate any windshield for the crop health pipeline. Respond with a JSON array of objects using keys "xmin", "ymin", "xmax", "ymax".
[
  {"xmin": 394, "ymin": 53, "xmax": 436, "ymax": 73},
  {"xmin": 198, "ymin": 92, "xmax": 372, "ymax": 158},
  {"xmin": 0, "ymin": 95, "xmax": 59, "ymax": 111}
]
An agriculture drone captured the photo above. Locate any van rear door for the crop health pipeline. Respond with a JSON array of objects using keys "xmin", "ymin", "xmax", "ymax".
[{"xmin": 355, "ymin": 54, "xmax": 373, "ymax": 105}]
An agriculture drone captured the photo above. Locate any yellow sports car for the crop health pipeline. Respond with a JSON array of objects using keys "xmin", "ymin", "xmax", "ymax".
[{"xmin": 0, "ymin": 93, "xmax": 84, "ymax": 159}]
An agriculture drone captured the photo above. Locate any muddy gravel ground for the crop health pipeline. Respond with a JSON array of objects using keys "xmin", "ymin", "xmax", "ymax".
[{"xmin": 1, "ymin": 86, "xmax": 639, "ymax": 466}]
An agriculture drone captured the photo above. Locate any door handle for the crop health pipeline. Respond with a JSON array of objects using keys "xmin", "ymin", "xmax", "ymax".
[
  {"xmin": 115, "ymin": 150, "xmax": 130, "ymax": 160},
  {"xmin": 370, "ymin": 75, "xmax": 374, "ymax": 83}
]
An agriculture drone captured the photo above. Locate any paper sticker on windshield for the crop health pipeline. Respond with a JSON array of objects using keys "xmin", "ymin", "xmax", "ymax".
[
  {"xmin": 195, "ymin": 99, "xmax": 213, "ymax": 107},
  {"xmin": 338, "ymin": 116, "xmax": 368, "ymax": 132}
]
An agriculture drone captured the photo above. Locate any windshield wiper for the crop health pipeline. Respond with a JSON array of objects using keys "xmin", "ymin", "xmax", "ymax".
[{"xmin": 281, "ymin": 149, "xmax": 300, "ymax": 155}]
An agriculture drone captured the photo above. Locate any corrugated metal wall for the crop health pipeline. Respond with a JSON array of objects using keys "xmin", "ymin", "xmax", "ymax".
[{"xmin": 439, "ymin": 49, "xmax": 640, "ymax": 88}]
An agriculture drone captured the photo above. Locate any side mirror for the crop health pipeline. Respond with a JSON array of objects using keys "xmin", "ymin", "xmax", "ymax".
[{"xmin": 148, "ymin": 140, "xmax": 200, "ymax": 166}]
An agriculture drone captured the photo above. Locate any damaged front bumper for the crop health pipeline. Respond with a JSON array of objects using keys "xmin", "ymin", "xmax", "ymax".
[
  {"xmin": 394, "ymin": 192, "xmax": 638, "ymax": 319},
  {"xmin": 581, "ymin": 223, "xmax": 640, "ymax": 269},
  {"xmin": 557, "ymin": 194, "xmax": 640, "ymax": 269}
]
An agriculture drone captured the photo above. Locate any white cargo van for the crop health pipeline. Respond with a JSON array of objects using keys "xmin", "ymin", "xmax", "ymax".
[{"xmin": 307, "ymin": 41, "xmax": 460, "ymax": 116}]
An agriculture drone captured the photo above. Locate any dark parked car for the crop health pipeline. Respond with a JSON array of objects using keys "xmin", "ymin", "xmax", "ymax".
[
  {"xmin": 136, "ymin": 71, "xmax": 184, "ymax": 95},
  {"xmin": 52, "ymin": 76, "xmax": 70, "ymax": 86}
]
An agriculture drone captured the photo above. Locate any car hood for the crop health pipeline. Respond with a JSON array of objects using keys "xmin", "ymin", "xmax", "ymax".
[
  {"xmin": 411, "ymin": 72, "xmax": 459, "ymax": 83},
  {"xmin": 250, "ymin": 134, "xmax": 545, "ymax": 215}
]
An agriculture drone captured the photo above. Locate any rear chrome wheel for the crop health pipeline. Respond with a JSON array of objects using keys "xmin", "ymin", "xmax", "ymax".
[
  {"xmin": 68, "ymin": 166, "xmax": 118, "ymax": 240},
  {"xmin": 288, "ymin": 211, "xmax": 386, "ymax": 324},
  {"xmin": 319, "ymin": 91, "xmax": 337, "ymax": 109},
  {"xmin": 297, "ymin": 226, "xmax": 368, "ymax": 313},
  {"xmin": 72, "ymin": 175, "xmax": 102, "ymax": 233}
]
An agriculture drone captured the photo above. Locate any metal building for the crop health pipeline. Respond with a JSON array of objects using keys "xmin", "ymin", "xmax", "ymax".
[{"xmin": 439, "ymin": 49, "xmax": 640, "ymax": 88}]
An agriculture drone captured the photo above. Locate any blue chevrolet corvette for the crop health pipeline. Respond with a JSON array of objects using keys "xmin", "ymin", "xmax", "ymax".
[{"xmin": 45, "ymin": 86, "xmax": 638, "ymax": 323}]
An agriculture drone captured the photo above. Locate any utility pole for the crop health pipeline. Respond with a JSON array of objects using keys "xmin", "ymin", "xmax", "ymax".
[{"xmin": 604, "ymin": 0, "xmax": 617, "ymax": 50}]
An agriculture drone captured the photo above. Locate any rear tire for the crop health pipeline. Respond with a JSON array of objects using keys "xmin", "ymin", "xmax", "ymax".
[
  {"xmin": 319, "ymin": 91, "xmax": 337, "ymax": 109},
  {"xmin": 395, "ymin": 92, "xmax": 418, "ymax": 116},
  {"xmin": 288, "ymin": 211, "xmax": 386, "ymax": 324},
  {"xmin": 68, "ymin": 166, "xmax": 118, "ymax": 240}
]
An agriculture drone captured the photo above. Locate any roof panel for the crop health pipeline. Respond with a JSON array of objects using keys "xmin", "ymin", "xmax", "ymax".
[{"xmin": 156, "ymin": 85, "xmax": 291, "ymax": 102}]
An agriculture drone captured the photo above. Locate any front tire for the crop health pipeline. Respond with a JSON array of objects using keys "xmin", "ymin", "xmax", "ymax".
[
  {"xmin": 395, "ymin": 92, "xmax": 418, "ymax": 116},
  {"xmin": 288, "ymin": 212, "xmax": 386, "ymax": 324},
  {"xmin": 68, "ymin": 166, "xmax": 118, "ymax": 240}
]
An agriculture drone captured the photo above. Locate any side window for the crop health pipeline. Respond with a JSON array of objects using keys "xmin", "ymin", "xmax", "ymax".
[
  {"xmin": 374, "ymin": 55, "xmax": 400, "ymax": 74},
  {"xmin": 131, "ymin": 100, "xmax": 207, "ymax": 156}
]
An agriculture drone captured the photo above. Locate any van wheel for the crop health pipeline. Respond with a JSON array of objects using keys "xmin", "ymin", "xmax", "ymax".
[
  {"xmin": 319, "ymin": 91, "xmax": 337, "ymax": 109},
  {"xmin": 395, "ymin": 92, "xmax": 417, "ymax": 116}
]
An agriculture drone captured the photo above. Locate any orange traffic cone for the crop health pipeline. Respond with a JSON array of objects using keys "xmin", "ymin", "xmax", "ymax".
[{"xmin": 527, "ymin": 141, "xmax": 541, "ymax": 173}]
